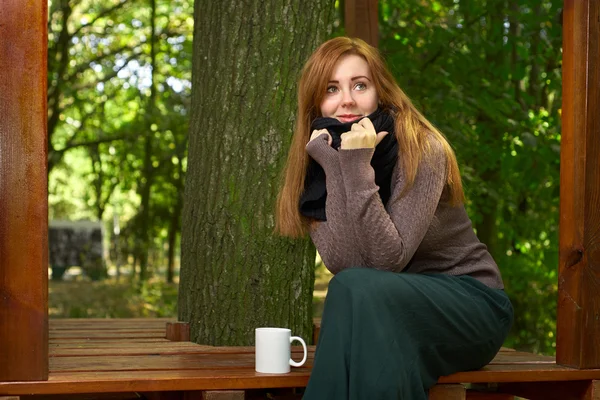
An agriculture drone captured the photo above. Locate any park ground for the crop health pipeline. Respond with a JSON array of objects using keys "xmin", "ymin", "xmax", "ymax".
[{"xmin": 49, "ymin": 261, "xmax": 333, "ymax": 319}]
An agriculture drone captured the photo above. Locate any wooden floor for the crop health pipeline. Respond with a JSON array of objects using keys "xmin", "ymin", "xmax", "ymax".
[{"xmin": 1, "ymin": 319, "xmax": 600, "ymax": 398}]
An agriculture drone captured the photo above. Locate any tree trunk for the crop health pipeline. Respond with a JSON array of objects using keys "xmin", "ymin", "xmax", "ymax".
[
  {"xmin": 47, "ymin": 0, "xmax": 72, "ymax": 171},
  {"xmin": 527, "ymin": 3, "xmax": 542, "ymax": 108},
  {"xmin": 167, "ymin": 191, "xmax": 182, "ymax": 284},
  {"xmin": 508, "ymin": 0, "xmax": 525, "ymax": 111},
  {"xmin": 473, "ymin": 0, "xmax": 507, "ymax": 261},
  {"xmin": 137, "ymin": 0, "xmax": 158, "ymax": 282},
  {"xmin": 168, "ymin": 134, "xmax": 187, "ymax": 284},
  {"xmin": 179, "ymin": 0, "xmax": 334, "ymax": 346}
]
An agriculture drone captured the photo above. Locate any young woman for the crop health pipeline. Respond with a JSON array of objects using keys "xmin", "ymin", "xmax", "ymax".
[{"xmin": 275, "ymin": 37, "xmax": 513, "ymax": 400}]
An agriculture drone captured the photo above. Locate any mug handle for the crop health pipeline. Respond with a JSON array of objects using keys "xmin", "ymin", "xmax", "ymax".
[{"xmin": 289, "ymin": 336, "xmax": 307, "ymax": 367}]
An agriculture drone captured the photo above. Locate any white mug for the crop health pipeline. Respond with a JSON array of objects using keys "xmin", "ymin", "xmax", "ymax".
[{"xmin": 255, "ymin": 327, "xmax": 308, "ymax": 374}]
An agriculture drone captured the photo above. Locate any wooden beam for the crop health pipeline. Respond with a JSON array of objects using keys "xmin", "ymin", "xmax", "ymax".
[
  {"xmin": 499, "ymin": 381, "xmax": 593, "ymax": 400},
  {"xmin": 557, "ymin": 0, "xmax": 600, "ymax": 369},
  {"xmin": 0, "ymin": 0, "xmax": 49, "ymax": 381},
  {"xmin": 344, "ymin": 0, "xmax": 379, "ymax": 48},
  {"xmin": 466, "ymin": 394, "xmax": 514, "ymax": 400},
  {"xmin": 200, "ymin": 392, "xmax": 245, "ymax": 400},
  {"xmin": 429, "ymin": 384, "xmax": 466, "ymax": 400}
]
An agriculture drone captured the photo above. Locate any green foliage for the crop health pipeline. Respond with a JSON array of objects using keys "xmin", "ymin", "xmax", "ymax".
[
  {"xmin": 49, "ymin": 278, "xmax": 178, "ymax": 318},
  {"xmin": 47, "ymin": 0, "xmax": 193, "ymax": 281},
  {"xmin": 376, "ymin": 0, "xmax": 562, "ymax": 355}
]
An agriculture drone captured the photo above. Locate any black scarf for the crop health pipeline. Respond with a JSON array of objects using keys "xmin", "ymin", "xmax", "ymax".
[{"xmin": 299, "ymin": 108, "xmax": 398, "ymax": 221}]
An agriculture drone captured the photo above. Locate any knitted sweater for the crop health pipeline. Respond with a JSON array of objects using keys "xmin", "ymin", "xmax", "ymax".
[{"xmin": 306, "ymin": 133, "xmax": 504, "ymax": 289}]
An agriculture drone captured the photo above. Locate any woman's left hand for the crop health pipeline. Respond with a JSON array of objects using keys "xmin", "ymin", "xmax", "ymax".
[{"xmin": 340, "ymin": 118, "xmax": 389, "ymax": 150}]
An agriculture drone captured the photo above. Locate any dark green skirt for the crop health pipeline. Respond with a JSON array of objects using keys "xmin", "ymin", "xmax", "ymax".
[{"xmin": 303, "ymin": 268, "xmax": 513, "ymax": 400}]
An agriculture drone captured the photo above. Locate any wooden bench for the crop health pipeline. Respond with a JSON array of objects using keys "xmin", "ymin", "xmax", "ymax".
[{"xmin": 1, "ymin": 319, "xmax": 598, "ymax": 400}]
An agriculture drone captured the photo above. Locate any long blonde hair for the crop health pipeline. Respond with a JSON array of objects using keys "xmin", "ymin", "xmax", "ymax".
[{"xmin": 275, "ymin": 37, "xmax": 464, "ymax": 237}]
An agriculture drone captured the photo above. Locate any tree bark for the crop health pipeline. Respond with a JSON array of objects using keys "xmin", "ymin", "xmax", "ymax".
[{"xmin": 180, "ymin": 0, "xmax": 334, "ymax": 345}]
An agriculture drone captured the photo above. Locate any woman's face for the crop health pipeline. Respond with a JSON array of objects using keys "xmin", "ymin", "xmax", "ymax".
[{"xmin": 319, "ymin": 54, "xmax": 379, "ymax": 123}]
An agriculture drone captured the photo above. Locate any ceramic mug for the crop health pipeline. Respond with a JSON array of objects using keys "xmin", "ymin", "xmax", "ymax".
[{"xmin": 255, "ymin": 327, "xmax": 307, "ymax": 374}]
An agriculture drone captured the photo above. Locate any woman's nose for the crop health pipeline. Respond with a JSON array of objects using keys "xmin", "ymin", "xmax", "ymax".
[{"xmin": 341, "ymin": 90, "xmax": 355, "ymax": 107}]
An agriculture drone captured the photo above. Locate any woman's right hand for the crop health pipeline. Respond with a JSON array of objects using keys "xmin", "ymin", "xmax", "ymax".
[
  {"xmin": 308, "ymin": 129, "xmax": 332, "ymax": 146},
  {"xmin": 306, "ymin": 129, "xmax": 337, "ymax": 167}
]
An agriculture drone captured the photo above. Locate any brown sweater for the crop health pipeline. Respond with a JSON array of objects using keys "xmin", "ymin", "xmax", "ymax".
[{"xmin": 306, "ymin": 133, "xmax": 504, "ymax": 289}]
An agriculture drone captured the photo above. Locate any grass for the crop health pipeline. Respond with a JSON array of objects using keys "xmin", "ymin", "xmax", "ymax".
[
  {"xmin": 312, "ymin": 259, "xmax": 333, "ymax": 318},
  {"xmin": 49, "ymin": 278, "xmax": 178, "ymax": 318},
  {"xmin": 49, "ymin": 262, "xmax": 333, "ymax": 319}
]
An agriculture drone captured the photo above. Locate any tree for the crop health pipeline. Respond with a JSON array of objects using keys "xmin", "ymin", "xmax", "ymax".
[
  {"xmin": 379, "ymin": 0, "xmax": 563, "ymax": 354},
  {"xmin": 47, "ymin": 0, "xmax": 193, "ymax": 283},
  {"xmin": 179, "ymin": 0, "xmax": 335, "ymax": 345},
  {"xmin": 47, "ymin": 0, "xmax": 143, "ymax": 173}
]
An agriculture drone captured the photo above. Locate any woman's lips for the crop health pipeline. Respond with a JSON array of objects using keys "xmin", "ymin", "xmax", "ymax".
[{"xmin": 337, "ymin": 114, "xmax": 362, "ymax": 123}]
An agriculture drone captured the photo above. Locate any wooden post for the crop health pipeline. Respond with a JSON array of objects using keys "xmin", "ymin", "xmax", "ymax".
[
  {"xmin": 0, "ymin": 0, "xmax": 49, "ymax": 381},
  {"xmin": 166, "ymin": 321, "xmax": 191, "ymax": 341},
  {"xmin": 557, "ymin": 0, "xmax": 600, "ymax": 369},
  {"xmin": 345, "ymin": 0, "xmax": 379, "ymax": 48},
  {"xmin": 585, "ymin": 381, "xmax": 600, "ymax": 400}
]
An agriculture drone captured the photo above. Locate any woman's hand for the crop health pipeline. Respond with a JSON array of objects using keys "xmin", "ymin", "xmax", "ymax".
[
  {"xmin": 306, "ymin": 128, "xmax": 337, "ymax": 167},
  {"xmin": 340, "ymin": 118, "xmax": 388, "ymax": 150},
  {"xmin": 308, "ymin": 129, "xmax": 333, "ymax": 147}
]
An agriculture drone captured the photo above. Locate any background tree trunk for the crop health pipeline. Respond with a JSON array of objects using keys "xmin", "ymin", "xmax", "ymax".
[
  {"xmin": 179, "ymin": 0, "xmax": 334, "ymax": 345},
  {"xmin": 137, "ymin": 0, "xmax": 158, "ymax": 282},
  {"xmin": 472, "ymin": 0, "xmax": 507, "ymax": 261}
]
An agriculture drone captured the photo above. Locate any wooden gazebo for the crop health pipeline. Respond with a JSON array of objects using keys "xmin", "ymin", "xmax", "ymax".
[{"xmin": 0, "ymin": 1, "xmax": 598, "ymax": 399}]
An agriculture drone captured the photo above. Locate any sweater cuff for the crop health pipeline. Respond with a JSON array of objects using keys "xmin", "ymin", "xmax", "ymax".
[
  {"xmin": 339, "ymin": 148, "xmax": 378, "ymax": 192},
  {"xmin": 306, "ymin": 135, "xmax": 339, "ymax": 169}
]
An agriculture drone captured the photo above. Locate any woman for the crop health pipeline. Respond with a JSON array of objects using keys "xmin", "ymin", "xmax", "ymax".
[{"xmin": 275, "ymin": 37, "xmax": 513, "ymax": 400}]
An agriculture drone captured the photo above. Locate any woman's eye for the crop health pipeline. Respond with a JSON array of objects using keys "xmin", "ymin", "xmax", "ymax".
[
  {"xmin": 354, "ymin": 82, "xmax": 367, "ymax": 90},
  {"xmin": 326, "ymin": 86, "xmax": 338, "ymax": 93}
]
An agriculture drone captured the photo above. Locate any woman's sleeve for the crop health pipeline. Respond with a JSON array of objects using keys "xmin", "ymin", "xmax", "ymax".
[
  {"xmin": 305, "ymin": 135, "xmax": 364, "ymax": 274},
  {"xmin": 338, "ymin": 137, "xmax": 447, "ymax": 272}
]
